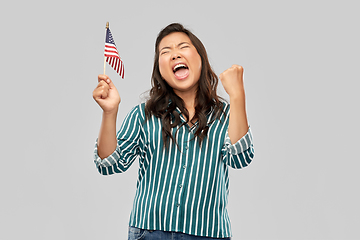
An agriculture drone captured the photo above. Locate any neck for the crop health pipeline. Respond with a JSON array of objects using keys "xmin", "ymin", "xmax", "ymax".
[
  {"xmin": 174, "ymin": 90, "xmax": 196, "ymax": 123},
  {"xmin": 175, "ymin": 90, "xmax": 195, "ymax": 109}
]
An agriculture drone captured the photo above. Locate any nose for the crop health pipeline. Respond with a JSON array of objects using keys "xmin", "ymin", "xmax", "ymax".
[{"xmin": 171, "ymin": 53, "xmax": 181, "ymax": 60}]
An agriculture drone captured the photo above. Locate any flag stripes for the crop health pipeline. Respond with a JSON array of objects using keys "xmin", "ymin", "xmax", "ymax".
[{"xmin": 104, "ymin": 27, "xmax": 124, "ymax": 78}]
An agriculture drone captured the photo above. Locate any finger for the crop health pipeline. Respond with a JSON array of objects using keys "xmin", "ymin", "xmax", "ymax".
[
  {"xmin": 230, "ymin": 64, "xmax": 242, "ymax": 70},
  {"xmin": 100, "ymin": 89, "xmax": 108, "ymax": 99},
  {"xmin": 93, "ymin": 81, "xmax": 109, "ymax": 99},
  {"xmin": 98, "ymin": 85, "xmax": 109, "ymax": 99},
  {"xmin": 100, "ymin": 81, "xmax": 110, "ymax": 96},
  {"xmin": 93, "ymin": 87, "xmax": 103, "ymax": 100},
  {"xmin": 106, "ymin": 77, "xmax": 116, "ymax": 89},
  {"xmin": 96, "ymin": 80, "xmax": 109, "ymax": 91},
  {"xmin": 93, "ymin": 87, "xmax": 107, "ymax": 100},
  {"xmin": 236, "ymin": 65, "xmax": 244, "ymax": 73}
]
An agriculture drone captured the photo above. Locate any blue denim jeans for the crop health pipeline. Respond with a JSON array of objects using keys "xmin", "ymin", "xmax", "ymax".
[{"xmin": 128, "ymin": 226, "xmax": 231, "ymax": 240}]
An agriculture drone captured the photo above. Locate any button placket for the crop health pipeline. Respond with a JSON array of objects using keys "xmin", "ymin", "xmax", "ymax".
[{"xmin": 177, "ymin": 121, "xmax": 191, "ymax": 212}]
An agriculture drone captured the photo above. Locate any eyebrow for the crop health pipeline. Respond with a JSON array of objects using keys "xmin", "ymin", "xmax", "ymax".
[{"xmin": 160, "ymin": 42, "xmax": 190, "ymax": 52}]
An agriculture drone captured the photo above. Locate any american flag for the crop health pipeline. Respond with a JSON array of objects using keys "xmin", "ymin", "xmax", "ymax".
[{"xmin": 104, "ymin": 27, "xmax": 124, "ymax": 78}]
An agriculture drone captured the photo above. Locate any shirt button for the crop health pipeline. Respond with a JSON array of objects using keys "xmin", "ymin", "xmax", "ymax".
[
  {"xmin": 185, "ymin": 146, "xmax": 188, "ymax": 150},
  {"xmin": 183, "ymin": 165, "xmax": 187, "ymax": 169},
  {"xmin": 179, "ymin": 184, "xmax": 182, "ymax": 188},
  {"xmin": 176, "ymin": 203, "xmax": 180, "ymax": 207}
]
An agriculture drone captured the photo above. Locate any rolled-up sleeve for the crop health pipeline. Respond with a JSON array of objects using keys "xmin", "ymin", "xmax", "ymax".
[
  {"xmin": 222, "ymin": 127, "xmax": 254, "ymax": 169},
  {"xmin": 93, "ymin": 105, "xmax": 142, "ymax": 175}
]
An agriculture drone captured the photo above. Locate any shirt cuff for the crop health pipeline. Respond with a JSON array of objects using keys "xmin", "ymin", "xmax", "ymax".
[
  {"xmin": 224, "ymin": 127, "xmax": 253, "ymax": 155},
  {"xmin": 93, "ymin": 139, "xmax": 121, "ymax": 168}
]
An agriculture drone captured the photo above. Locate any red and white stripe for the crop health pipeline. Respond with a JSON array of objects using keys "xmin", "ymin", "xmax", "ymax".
[{"xmin": 105, "ymin": 43, "xmax": 124, "ymax": 78}]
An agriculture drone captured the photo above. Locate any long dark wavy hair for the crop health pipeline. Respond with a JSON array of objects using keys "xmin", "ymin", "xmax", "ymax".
[{"xmin": 145, "ymin": 23, "xmax": 224, "ymax": 148}]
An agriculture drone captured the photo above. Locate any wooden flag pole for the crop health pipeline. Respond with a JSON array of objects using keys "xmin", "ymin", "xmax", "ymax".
[{"xmin": 104, "ymin": 22, "xmax": 109, "ymax": 75}]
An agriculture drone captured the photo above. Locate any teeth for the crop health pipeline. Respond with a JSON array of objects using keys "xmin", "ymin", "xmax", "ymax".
[{"xmin": 173, "ymin": 64, "xmax": 187, "ymax": 71}]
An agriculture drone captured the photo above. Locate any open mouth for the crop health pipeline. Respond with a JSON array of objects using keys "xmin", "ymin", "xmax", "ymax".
[{"xmin": 173, "ymin": 63, "xmax": 189, "ymax": 80}]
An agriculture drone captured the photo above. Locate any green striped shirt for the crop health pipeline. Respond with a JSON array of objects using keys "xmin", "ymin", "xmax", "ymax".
[{"xmin": 94, "ymin": 101, "xmax": 254, "ymax": 238}]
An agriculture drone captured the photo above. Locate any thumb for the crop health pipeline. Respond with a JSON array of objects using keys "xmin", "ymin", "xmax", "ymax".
[{"xmin": 106, "ymin": 78, "xmax": 116, "ymax": 89}]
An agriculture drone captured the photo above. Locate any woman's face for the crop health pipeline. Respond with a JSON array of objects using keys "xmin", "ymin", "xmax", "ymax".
[{"xmin": 158, "ymin": 32, "xmax": 202, "ymax": 97}]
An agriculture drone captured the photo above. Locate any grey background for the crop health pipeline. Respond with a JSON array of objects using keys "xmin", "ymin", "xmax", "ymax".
[{"xmin": 1, "ymin": 0, "xmax": 359, "ymax": 239}]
